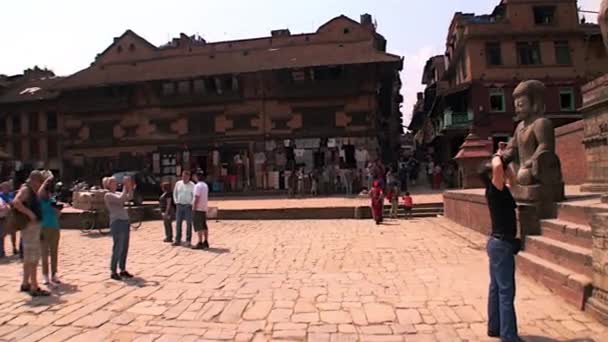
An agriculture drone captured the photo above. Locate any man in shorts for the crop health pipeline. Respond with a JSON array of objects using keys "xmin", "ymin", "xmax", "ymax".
[{"xmin": 192, "ymin": 170, "xmax": 209, "ymax": 249}]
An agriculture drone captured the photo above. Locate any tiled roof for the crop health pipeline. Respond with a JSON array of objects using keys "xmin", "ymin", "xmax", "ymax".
[
  {"xmin": 55, "ymin": 40, "xmax": 401, "ymax": 89},
  {"xmin": 0, "ymin": 77, "xmax": 64, "ymax": 104}
]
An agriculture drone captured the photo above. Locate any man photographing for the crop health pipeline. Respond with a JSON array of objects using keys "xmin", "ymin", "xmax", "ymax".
[{"xmin": 479, "ymin": 149, "xmax": 522, "ymax": 342}]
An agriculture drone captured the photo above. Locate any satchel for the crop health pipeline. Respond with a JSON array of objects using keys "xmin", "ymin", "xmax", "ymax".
[{"xmin": 5, "ymin": 205, "xmax": 29, "ymax": 232}]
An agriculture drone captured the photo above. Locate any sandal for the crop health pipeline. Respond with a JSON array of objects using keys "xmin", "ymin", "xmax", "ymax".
[
  {"xmin": 30, "ymin": 288, "xmax": 51, "ymax": 297},
  {"xmin": 20, "ymin": 284, "xmax": 31, "ymax": 292}
]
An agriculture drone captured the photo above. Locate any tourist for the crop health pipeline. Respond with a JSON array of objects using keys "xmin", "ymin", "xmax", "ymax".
[
  {"xmin": 12, "ymin": 170, "xmax": 49, "ymax": 296},
  {"xmin": 388, "ymin": 183, "xmax": 400, "ymax": 219},
  {"xmin": 173, "ymin": 170, "xmax": 194, "ymax": 247},
  {"xmin": 192, "ymin": 170, "xmax": 210, "ymax": 249},
  {"xmin": 297, "ymin": 168, "xmax": 305, "ymax": 196},
  {"xmin": 479, "ymin": 153, "xmax": 522, "ymax": 342},
  {"xmin": 407, "ymin": 157, "xmax": 419, "ymax": 186},
  {"xmin": 426, "ymin": 157, "xmax": 434, "ymax": 188},
  {"xmin": 0, "ymin": 192, "xmax": 8, "ymax": 258},
  {"xmin": 310, "ymin": 169, "xmax": 319, "ymax": 196},
  {"xmin": 402, "ymin": 191, "xmax": 413, "ymax": 219},
  {"xmin": 0, "ymin": 182, "xmax": 18, "ymax": 255},
  {"xmin": 369, "ymin": 180, "xmax": 384, "ymax": 225},
  {"xmin": 343, "ymin": 168, "xmax": 353, "ymax": 196},
  {"xmin": 104, "ymin": 176, "xmax": 135, "ymax": 281},
  {"xmin": 159, "ymin": 182, "xmax": 175, "ymax": 243},
  {"xmin": 38, "ymin": 172, "xmax": 63, "ymax": 285}
]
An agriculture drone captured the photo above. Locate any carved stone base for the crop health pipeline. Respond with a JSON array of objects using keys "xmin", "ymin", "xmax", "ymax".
[
  {"xmin": 511, "ymin": 183, "xmax": 565, "ymax": 203},
  {"xmin": 517, "ymin": 204, "xmax": 541, "ymax": 242},
  {"xmin": 588, "ymin": 289, "xmax": 608, "ymax": 326}
]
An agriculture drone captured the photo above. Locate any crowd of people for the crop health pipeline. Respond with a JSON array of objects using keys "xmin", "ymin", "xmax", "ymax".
[{"xmin": 0, "ymin": 168, "xmax": 211, "ymax": 294}]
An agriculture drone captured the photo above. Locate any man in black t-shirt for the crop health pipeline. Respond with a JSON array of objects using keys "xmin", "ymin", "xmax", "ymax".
[{"xmin": 479, "ymin": 153, "xmax": 523, "ymax": 342}]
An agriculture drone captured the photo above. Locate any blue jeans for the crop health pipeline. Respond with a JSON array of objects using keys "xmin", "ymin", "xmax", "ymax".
[
  {"xmin": 175, "ymin": 204, "xmax": 193, "ymax": 243},
  {"xmin": 110, "ymin": 220, "xmax": 130, "ymax": 273},
  {"xmin": 487, "ymin": 237, "xmax": 518, "ymax": 341}
]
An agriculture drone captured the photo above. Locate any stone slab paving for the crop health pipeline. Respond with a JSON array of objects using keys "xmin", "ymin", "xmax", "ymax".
[{"xmin": 0, "ymin": 218, "xmax": 606, "ymax": 341}]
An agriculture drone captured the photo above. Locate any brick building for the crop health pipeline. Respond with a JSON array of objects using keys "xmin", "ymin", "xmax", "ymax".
[
  {"xmin": 0, "ymin": 14, "xmax": 403, "ymax": 191},
  {"xmin": 0, "ymin": 67, "xmax": 63, "ymax": 180},
  {"xmin": 409, "ymin": 0, "xmax": 608, "ymax": 167}
]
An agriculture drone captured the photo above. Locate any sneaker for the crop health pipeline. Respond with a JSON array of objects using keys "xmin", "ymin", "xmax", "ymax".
[
  {"xmin": 30, "ymin": 288, "xmax": 51, "ymax": 297},
  {"xmin": 43, "ymin": 275, "xmax": 50, "ymax": 285},
  {"xmin": 487, "ymin": 331, "xmax": 499, "ymax": 338},
  {"xmin": 194, "ymin": 242, "xmax": 205, "ymax": 250},
  {"xmin": 202, "ymin": 241, "xmax": 209, "ymax": 249},
  {"xmin": 182, "ymin": 241, "xmax": 191, "ymax": 248},
  {"xmin": 163, "ymin": 238, "xmax": 172, "ymax": 243},
  {"xmin": 172, "ymin": 241, "xmax": 181, "ymax": 246},
  {"xmin": 20, "ymin": 284, "xmax": 31, "ymax": 292},
  {"xmin": 120, "ymin": 271, "xmax": 134, "ymax": 278},
  {"xmin": 110, "ymin": 273, "xmax": 122, "ymax": 281}
]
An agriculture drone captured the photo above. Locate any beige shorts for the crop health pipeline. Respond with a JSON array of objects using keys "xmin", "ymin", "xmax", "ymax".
[{"xmin": 21, "ymin": 222, "xmax": 41, "ymax": 264}]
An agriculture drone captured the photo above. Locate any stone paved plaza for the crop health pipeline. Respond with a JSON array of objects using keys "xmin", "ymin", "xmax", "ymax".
[{"xmin": 0, "ymin": 218, "xmax": 606, "ymax": 342}]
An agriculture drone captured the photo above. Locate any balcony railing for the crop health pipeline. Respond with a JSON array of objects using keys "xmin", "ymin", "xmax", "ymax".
[
  {"xmin": 159, "ymin": 91, "xmax": 241, "ymax": 107},
  {"xmin": 275, "ymin": 80, "xmax": 360, "ymax": 99},
  {"xmin": 442, "ymin": 110, "xmax": 473, "ymax": 130}
]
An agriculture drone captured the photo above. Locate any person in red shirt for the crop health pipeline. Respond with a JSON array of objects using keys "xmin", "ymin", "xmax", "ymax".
[
  {"xmin": 402, "ymin": 192, "xmax": 413, "ymax": 219},
  {"xmin": 369, "ymin": 180, "xmax": 384, "ymax": 225}
]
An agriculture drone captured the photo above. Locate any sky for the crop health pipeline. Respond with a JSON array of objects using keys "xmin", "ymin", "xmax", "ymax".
[{"xmin": 0, "ymin": 0, "xmax": 602, "ymax": 127}]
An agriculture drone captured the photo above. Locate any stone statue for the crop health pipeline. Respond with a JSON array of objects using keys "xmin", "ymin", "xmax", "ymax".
[
  {"xmin": 501, "ymin": 80, "xmax": 564, "ymax": 202},
  {"xmin": 601, "ymin": 0, "xmax": 608, "ymax": 54}
]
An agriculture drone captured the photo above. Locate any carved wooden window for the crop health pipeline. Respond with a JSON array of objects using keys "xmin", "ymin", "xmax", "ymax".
[
  {"xmin": 559, "ymin": 88, "xmax": 575, "ymax": 111},
  {"xmin": 554, "ymin": 41, "xmax": 572, "ymax": 65},
  {"xmin": 188, "ymin": 114, "xmax": 215, "ymax": 134},
  {"xmin": 177, "ymin": 81, "xmax": 190, "ymax": 94},
  {"xmin": 231, "ymin": 116, "xmax": 254, "ymax": 130},
  {"xmin": 193, "ymin": 79, "xmax": 206, "ymax": 94},
  {"xmin": 29, "ymin": 113, "xmax": 39, "ymax": 132},
  {"xmin": 485, "ymin": 42, "xmax": 502, "ymax": 66},
  {"xmin": 47, "ymin": 112, "xmax": 57, "ymax": 131},
  {"xmin": 12, "ymin": 114, "xmax": 21, "ymax": 134},
  {"xmin": 517, "ymin": 42, "xmax": 542, "ymax": 65},
  {"xmin": 533, "ymin": 6, "xmax": 555, "ymax": 25},
  {"xmin": 302, "ymin": 109, "xmax": 335, "ymax": 129},
  {"xmin": 489, "ymin": 89, "xmax": 506, "ymax": 113},
  {"xmin": 89, "ymin": 121, "xmax": 115, "ymax": 142},
  {"xmin": 162, "ymin": 82, "xmax": 175, "ymax": 96},
  {"xmin": 348, "ymin": 112, "xmax": 369, "ymax": 126},
  {"xmin": 272, "ymin": 118, "xmax": 290, "ymax": 130}
]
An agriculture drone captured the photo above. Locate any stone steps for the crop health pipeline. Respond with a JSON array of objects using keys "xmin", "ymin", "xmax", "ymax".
[
  {"xmin": 524, "ymin": 235, "xmax": 592, "ymax": 277},
  {"xmin": 517, "ymin": 251, "xmax": 592, "ymax": 309},
  {"xmin": 540, "ymin": 218, "xmax": 592, "ymax": 248}
]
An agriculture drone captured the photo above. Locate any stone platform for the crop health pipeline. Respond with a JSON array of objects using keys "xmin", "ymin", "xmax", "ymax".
[
  {"xmin": 444, "ymin": 186, "xmax": 608, "ymax": 311},
  {"xmin": 59, "ymin": 193, "xmax": 445, "ymax": 228}
]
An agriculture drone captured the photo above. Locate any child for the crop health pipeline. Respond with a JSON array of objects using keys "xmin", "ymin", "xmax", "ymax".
[
  {"xmin": 402, "ymin": 192, "xmax": 413, "ymax": 219},
  {"xmin": 370, "ymin": 181, "xmax": 384, "ymax": 225},
  {"xmin": 159, "ymin": 182, "xmax": 175, "ymax": 243}
]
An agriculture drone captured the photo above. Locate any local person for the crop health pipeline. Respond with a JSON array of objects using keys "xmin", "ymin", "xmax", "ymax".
[
  {"xmin": 402, "ymin": 192, "xmax": 413, "ymax": 219},
  {"xmin": 369, "ymin": 180, "xmax": 384, "ymax": 225},
  {"xmin": 192, "ymin": 170, "xmax": 210, "ymax": 249},
  {"xmin": 38, "ymin": 172, "xmax": 63, "ymax": 285},
  {"xmin": 104, "ymin": 176, "xmax": 135, "ymax": 281},
  {"xmin": 159, "ymin": 182, "xmax": 175, "ymax": 243},
  {"xmin": 479, "ymin": 152, "xmax": 521, "ymax": 342},
  {"xmin": 0, "ymin": 191, "xmax": 9, "ymax": 258},
  {"xmin": 12, "ymin": 171, "xmax": 49, "ymax": 296},
  {"xmin": 173, "ymin": 170, "xmax": 194, "ymax": 247}
]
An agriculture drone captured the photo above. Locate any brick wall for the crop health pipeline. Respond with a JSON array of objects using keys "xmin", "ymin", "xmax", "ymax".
[
  {"xmin": 443, "ymin": 190, "xmax": 491, "ymax": 235},
  {"xmin": 555, "ymin": 120, "xmax": 586, "ymax": 185}
]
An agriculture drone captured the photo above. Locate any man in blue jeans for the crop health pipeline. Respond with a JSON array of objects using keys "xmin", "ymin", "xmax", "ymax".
[
  {"xmin": 479, "ymin": 152, "xmax": 522, "ymax": 342},
  {"xmin": 173, "ymin": 170, "xmax": 194, "ymax": 247}
]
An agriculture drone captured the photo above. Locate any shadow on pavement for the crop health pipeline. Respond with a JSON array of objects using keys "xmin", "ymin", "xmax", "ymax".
[
  {"xmin": 79, "ymin": 231, "xmax": 111, "ymax": 239},
  {"xmin": 52, "ymin": 282, "xmax": 79, "ymax": 296},
  {"xmin": 25, "ymin": 295, "xmax": 67, "ymax": 306},
  {"xmin": 123, "ymin": 277, "xmax": 159, "ymax": 288},
  {"xmin": 205, "ymin": 247, "xmax": 230, "ymax": 254},
  {"xmin": 523, "ymin": 336, "xmax": 595, "ymax": 342}
]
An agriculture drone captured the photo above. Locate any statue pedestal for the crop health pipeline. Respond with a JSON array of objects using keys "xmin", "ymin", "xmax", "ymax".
[
  {"xmin": 511, "ymin": 183, "xmax": 564, "ymax": 220},
  {"xmin": 580, "ymin": 74, "xmax": 608, "ymax": 193},
  {"xmin": 587, "ymin": 213, "xmax": 608, "ymax": 325}
]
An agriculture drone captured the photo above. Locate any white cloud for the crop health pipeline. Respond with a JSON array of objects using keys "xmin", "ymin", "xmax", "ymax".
[{"xmin": 399, "ymin": 45, "xmax": 443, "ymax": 130}]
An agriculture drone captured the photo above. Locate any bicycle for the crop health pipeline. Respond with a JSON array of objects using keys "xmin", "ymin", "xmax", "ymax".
[{"xmin": 80, "ymin": 209, "xmax": 110, "ymax": 235}]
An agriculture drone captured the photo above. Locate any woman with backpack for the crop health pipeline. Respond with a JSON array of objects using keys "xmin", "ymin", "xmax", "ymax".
[{"xmin": 12, "ymin": 171, "xmax": 50, "ymax": 296}]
